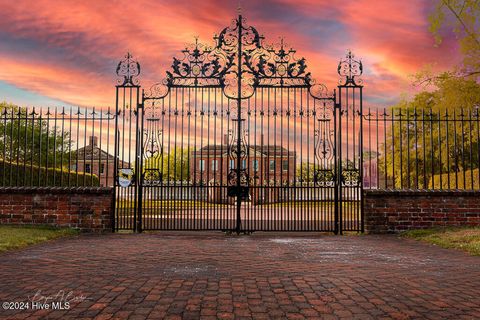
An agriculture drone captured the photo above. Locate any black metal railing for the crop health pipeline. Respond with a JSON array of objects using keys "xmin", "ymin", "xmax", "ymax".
[
  {"xmin": 363, "ymin": 107, "xmax": 480, "ymax": 190},
  {"xmin": 4, "ymin": 104, "xmax": 478, "ymax": 193},
  {"xmin": 0, "ymin": 105, "xmax": 115, "ymax": 187}
]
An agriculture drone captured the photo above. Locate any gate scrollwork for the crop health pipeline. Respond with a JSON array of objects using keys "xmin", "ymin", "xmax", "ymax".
[
  {"xmin": 113, "ymin": 13, "xmax": 365, "ymax": 234},
  {"xmin": 116, "ymin": 52, "xmax": 141, "ymax": 87},
  {"xmin": 341, "ymin": 169, "xmax": 360, "ymax": 187}
]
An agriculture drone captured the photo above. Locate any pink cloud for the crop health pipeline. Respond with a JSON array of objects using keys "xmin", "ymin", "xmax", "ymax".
[{"xmin": 0, "ymin": 0, "xmax": 460, "ymax": 109}]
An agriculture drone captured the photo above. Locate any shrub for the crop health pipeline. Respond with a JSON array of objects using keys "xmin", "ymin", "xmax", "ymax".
[{"xmin": 0, "ymin": 159, "xmax": 99, "ymax": 187}]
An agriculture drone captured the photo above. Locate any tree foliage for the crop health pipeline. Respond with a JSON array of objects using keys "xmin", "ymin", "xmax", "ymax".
[
  {"xmin": 0, "ymin": 102, "xmax": 70, "ymax": 168},
  {"xmin": 379, "ymin": 78, "xmax": 480, "ymax": 188},
  {"xmin": 296, "ymin": 162, "xmax": 318, "ymax": 182},
  {"xmin": 427, "ymin": 0, "xmax": 480, "ymax": 80},
  {"xmin": 0, "ymin": 159, "xmax": 99, "ymax": 187},
  {"xmin": 143, "ymin": 147, "xmax": 191, "ymax": 182}
]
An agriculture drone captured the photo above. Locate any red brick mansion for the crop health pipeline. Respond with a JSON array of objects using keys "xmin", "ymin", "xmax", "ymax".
[{"xmin": 190, "ymin": 136, "xmax": 296, "ymax": 186}]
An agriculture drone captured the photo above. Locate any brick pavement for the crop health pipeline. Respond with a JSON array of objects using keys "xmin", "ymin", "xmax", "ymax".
[{"xmin": 0, "ymin": 233, "xmax": 479, "ymax": 319}]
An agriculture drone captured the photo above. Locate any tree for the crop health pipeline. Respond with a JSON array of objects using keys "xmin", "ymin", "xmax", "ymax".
[
  {"xmin": 383, "ymin": 1, "xmax": 480, "ymax": 187},
  {"xmin": 379, "ymin": 80, "xmax": 480, "ymax": 188},
  {"xmin": 420, "ymin": 0, "xmax": 480, "ymax": 83},
  {"xmin": 431, "ymin": 73, "xmax": 480, "ymax": 109},
  {"xmin": 296, "ymin": 162, "xmax": 318, "ymax": 182},
  {"xmin": 414, "ymin": 73, "xmax": 480, "ymax": 110},
  {"xmin": 0, "ymin": 102, "xmax": 70, "ymax": 168},
  {"xmin": 143, "ymin": 147, "xmax": 191, "ymax": 182}
]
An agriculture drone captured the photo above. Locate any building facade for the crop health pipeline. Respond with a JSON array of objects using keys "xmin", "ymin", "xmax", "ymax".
[
  {"xmin": 190, "ymin": 136, "xmax": 296, "ymax": 204},
  {"xmin": 71, "ymin": 136, "xmax": 129, "ymax": 187},
  {"xmin": 190, "ymin": 145, "xmax": 296, "ymax": 186}
]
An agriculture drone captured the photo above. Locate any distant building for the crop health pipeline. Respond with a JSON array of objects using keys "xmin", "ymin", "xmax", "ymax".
[
  {"xmin": 190, "ymin": 135, "xmax": 296, "ymax": 203},
  {"xmin": 71, "ymin": 136, "xmax": 129, "ymax": 187},
  {"xmin": 190, "ymin": 135, "xmax": 296, "ymax": 186}
]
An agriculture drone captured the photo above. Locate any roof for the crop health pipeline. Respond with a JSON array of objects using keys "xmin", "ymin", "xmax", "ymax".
[
  {"xmin": 73, "ymin": 145, "xmax": 114, "ymax": 160},
  {"xmin": 71, "ymin": 145, "xmax": 132, "ymax": 165},
  {"xmin": 192, "ymin": 144, "xmax": 295, "ymax": 157}
]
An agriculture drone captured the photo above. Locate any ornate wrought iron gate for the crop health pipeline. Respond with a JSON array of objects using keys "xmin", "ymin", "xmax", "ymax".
[{"xmin": 113, "ymin": 15, "xmax": 364, "ymax": 234}]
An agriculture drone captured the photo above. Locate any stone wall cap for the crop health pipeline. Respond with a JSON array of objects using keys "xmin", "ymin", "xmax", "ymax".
[
  {"xmin": 0, "ymin": 187, "xmax": 113, "ymax": 194},
  {"xmin": 364, "ymin": 189, "xmax": 480, "ymax": 197}
]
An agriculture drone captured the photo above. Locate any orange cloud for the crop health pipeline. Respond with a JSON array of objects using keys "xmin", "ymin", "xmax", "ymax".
[{"xmin": 0, "ymin": 0, "xmax": 460, "ymax": 110}]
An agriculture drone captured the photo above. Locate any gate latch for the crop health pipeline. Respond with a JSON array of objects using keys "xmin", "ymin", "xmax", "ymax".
[{"xmin": 227, "ymin": 186, "xmax": 249, "ymax": 199}]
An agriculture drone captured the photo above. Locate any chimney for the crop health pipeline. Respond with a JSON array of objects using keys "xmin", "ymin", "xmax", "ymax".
[
  {"xmin": 89, "ymin": 136, "xmax": 98, "ymax": 147},
  {"xmin": 223, "ymin": 134, "xmax": 229, "ymax": 146}
]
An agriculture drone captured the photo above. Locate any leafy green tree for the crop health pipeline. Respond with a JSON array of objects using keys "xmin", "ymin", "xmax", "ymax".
[
  {"xmin": 413, "ymin": 72, "xmax": 480, "ymax": 111},
  {"xmin": 404, "ymin": 1, "xmax": 480, "ymax": 189},
  {"xmin": 143, "ymin": 147, "xmax": 191, "ymax": 182},
  {"xmin": 0, "ymin": 102, "xmax": 70, "ymax": 168},
  {"xmin": 431, "ymin": 73, "xmax": 480, "ymax": 109},
  {"xmin": 296, "ymin": 162, "xmax": 318, "ymax": 182},
  {"xmin": 419, "ymin": 0, "xmax": 480, "ymax": 83},
  {"xmin": 379, "ymin": 79, "xmax": 480, "ymax": 188}
]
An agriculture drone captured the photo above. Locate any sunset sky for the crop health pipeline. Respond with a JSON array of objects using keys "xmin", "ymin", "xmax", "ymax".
[{"xmin": 0, "ymin": 0, "xmax": 460, "ymax": 109}]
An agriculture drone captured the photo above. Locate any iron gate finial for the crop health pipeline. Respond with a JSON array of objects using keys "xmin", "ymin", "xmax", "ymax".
[
  {"xmin": 337, "ymin": 50, "xmax": 363, "ymax": 87},
  {"xmin": 116, "ymin": 52, "xmax": 141, "ymax": 86}
]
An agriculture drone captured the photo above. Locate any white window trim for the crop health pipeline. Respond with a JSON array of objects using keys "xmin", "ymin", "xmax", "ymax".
[
  {"xmin": 211, "ymin": 159, "xmax": 218, "ymax": 171},
  {"xmin": 269, "ymin": 160, "xmax": 275, "ymax": 171}
]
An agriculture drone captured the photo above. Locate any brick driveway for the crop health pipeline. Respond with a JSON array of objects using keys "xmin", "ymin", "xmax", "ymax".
[{"xmin": 0, "ymin": 233, "xmax": 479, "ymax": 319}]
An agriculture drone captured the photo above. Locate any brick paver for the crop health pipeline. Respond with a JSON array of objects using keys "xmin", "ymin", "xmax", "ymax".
[{"xmin": 0, "ymin": 233, "xmax": 479, "ymax": 319}]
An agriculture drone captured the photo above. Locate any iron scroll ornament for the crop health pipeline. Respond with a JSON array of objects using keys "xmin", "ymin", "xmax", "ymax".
[
  {"xmin": 313, "ymin": 117, "xmax": 336, "ymax": 187},
  {"xmin": 337, "ymin": 50, "xmax": 363, "ymax": 87},
  {"xmin": 341, "ymin": 168, "xmax": 360, "ymax": 187},
  {"xmin": 142, "ymin": 15, "xmax": 337, "ymax": 101},
  {"xmin": 226, "ymin": 128, "xmax": 249, "ymax": 186},
  {"xmin": 142, "ymin": 123, "xmax": 163, "ymax": 186},
  {"xmin": 116, "ymin": 52, "xmax": 140, "ymax": 86}
]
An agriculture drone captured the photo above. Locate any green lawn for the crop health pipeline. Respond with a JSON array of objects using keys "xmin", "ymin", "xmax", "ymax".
[
  {"xmin": 402, "ymin": 227, "xmax": 480, "ymax": 256},
  {"xmin": 117, "ymin": 200, "xmax": 227, "ymax": 209},
  {"xmin": 0, "ymin": 225, "xmax": 79, "ymax": 253},
  {"xmin": 259, "ymin": 201, "xmax": 359, "ymax": 208},
  {"xmin": 117, "ymin": 200, "xmax": 362, "ymax": 210}
]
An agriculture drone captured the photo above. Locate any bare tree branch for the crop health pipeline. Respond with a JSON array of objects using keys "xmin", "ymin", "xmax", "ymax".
[
  {"xmin": 459, "ymin": 0, "xmax": 467, "ymax": 14},
  {"xmin": 441, "ymin": 0, "xmax": 480, "ymax": 47},
  {"xmin": 413, "ymin": 69, "xmax": 480, "ymax": 88}
]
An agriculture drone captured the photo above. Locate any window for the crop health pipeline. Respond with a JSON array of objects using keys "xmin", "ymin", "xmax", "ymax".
[
  {"xmin": 85, "ymin": 164, "xmax": 91, "ymax": 173},
  {"xmin": 241, "ymin": 159, "xmax": 246, "ymax": 169},
  {"xmin": 211, "ymin": 159, "xmax": 218, "ymax": 171},
  {"xmin": 269, "ymin": 160, "xmax": 275, "ymax": 171},
  {"xmin": 252, "ymin": 159, "xmax": 259, "ymax": 172},
  {"xmin": 282, "ymin": 160, "xmax": 288, "ymax": 171},
  {"xmin": 199, "ymin": 160, "xmax": 205, "ymax": 172},
  {"xmin": 71, "ymin": 164, "xmax": 77, "ymax": 171},
  {"xmin": 229, "ymin": 159, "xmax": 235, "ymax": 169},
  {"xmin": 100, "ymin": 163, "xmax": 105, "ymax": 174}
]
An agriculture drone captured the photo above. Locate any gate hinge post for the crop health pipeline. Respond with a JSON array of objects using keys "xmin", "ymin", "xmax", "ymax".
[{"xmin": 140, "ymin": 89, "xmax": 145, "ymax": 109}]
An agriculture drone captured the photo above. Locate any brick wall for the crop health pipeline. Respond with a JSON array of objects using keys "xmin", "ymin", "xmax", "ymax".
[
  {"xmin": 364, "ymin": 190, "xmax": 480, "ymax": 233},
  {"xmin": 0, "ymin": 187, "xmax": 113, "ymax": 232}
]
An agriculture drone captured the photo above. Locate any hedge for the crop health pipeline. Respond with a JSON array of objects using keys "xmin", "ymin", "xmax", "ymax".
[
  {"xmin": 428, "ymin": 168, "xmax": 480, "ymax": 190},
  {"xmin": 0, "ymin": 159, "xmax": 100, "ymax": 187}
]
